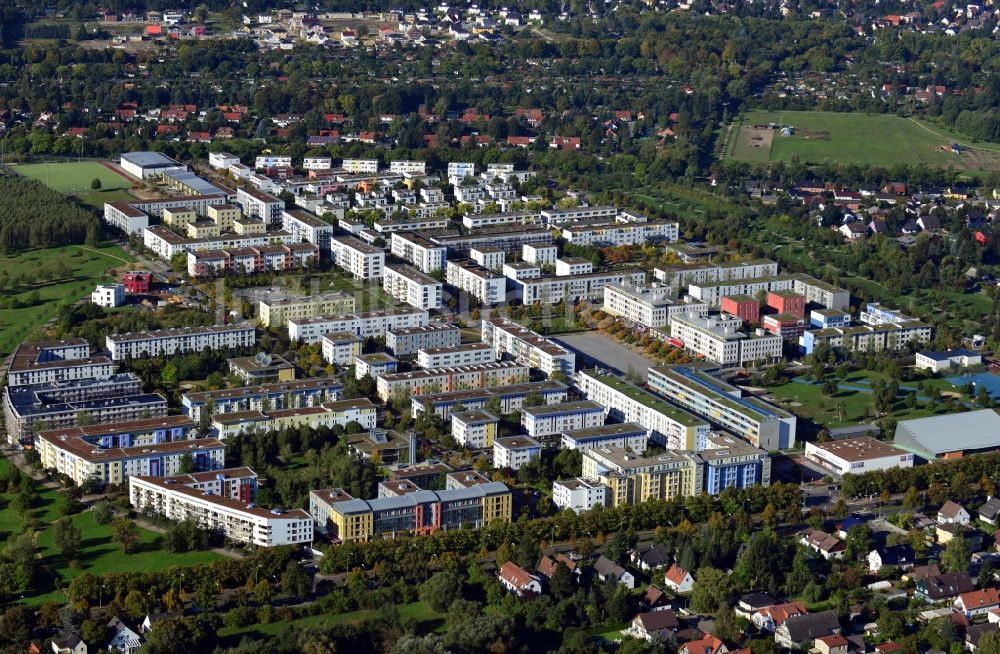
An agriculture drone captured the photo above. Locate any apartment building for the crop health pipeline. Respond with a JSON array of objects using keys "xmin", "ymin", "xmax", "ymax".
[
  {"xmin": 470, "ymin": 247, "xmax": 506, "ymax": 272},
  {"xmin": 696, "ymin": 431, "xmax": 772, "ymax": 495},
  {"xmin": 669, "ymin": 313, "xmax": 782, "ymax": 367},
  {"xmin": 39, "ymin": 424, "xmax": 223, "ymax": 487},
  {"xmin": 320, "ymin": 332, "xmax": 363, "ymax": 366},
  {"xmin": 373, "ymin": 216, "xmax": 450, "ymax": 234},
  {"xmin": 503, "ymin": 261, "xmax": 541, "ymax": 281},
  {"xmin": 186, "ymin": 243, "xmax": 319, "ymax": 278},
  {"xmin": 575, "ymin": 370, "xmax": 710, "ymax": 450},
  {"xmin": 386, "ymin": 322, "xmax": 461, "ymax": 356},
  {"xmin": 555, "ymin": 257, "xmax": 593, "ymax": 277},
  {"xmin": 3, "ymin": 375, "xmax": 168, "ymax": 444},
  {"xmin": 383, "ymin": 264, "xmax": 443, "ymax": 310},
  {"xmin": 104, "ymin": 201, "xmax": 151, "ymax": 234},
  {"xmin": 303, "ymin": 156, "xmax": 332, "ymax": 170},
  {"xmin": 376, "ymin": 362, "xmax": 530, "ymax": 401},
  {"xmin": 523, "ymin": 243, "xmax": 558, "ymax": 266},
  {"xmin": 181, "ymin": 377, "xmax": 344, "ymax": 422},
  {"xmin": 411, "ymin": 380, "xmax": 569, "ymax": 419},
  {"xmin": 799, "ymin": 321, "xmax": 932, "ymax": 355},
  {"xmin": 209, "ymin": 152, "xmax": 240, "ymax": 170},
  {"xmin": 688, "ymin": 276, "xmax": 795, "ymax": 307},
  {"xmin": 560, "ymin": 423, "xmax": 648, "ymax": 454},
  {"xmin": 462, "ymin": 211, "xmax": 542, "ymax": 230},
  {"xmin": 342, "ymin": 158, "xmax": 379, "ymax": 174},
  {"xmin": 481, "ymin": 317, "xmax": 575, "ymax": 377},
  {"xmin": 647, "ymin": 365, "xmax": 797, "ymax": 450},
  {"xmin": 330, "ymin": 236, "xmax": 385, "ymax": 280},
  {"xmin": 521, "ymin": 401, "xmax": 605, "ymax": 438},
  {"xmin": 389, "ymin": 232, "xmax": 447, "ymax": 273},
  {"xmin": 561, "ymin": 220, "xmax": 679, "ymax": 246},
  {"xmin": 355, "ymin": 353, "xmax": 398, "ymax": 380},
  {"xmin": 602, "ymin": 284, "xmax": 710, "ymax": 329},
  {"xmin": 141, "ymin": 225, "xmax": 300, "ymax": 260},
  {"xmin": 257, "ymin": 292, "xmax": 356, "ymax": 328},
  {"xmin": 6, "ymin": 339, "xmax": 113, "ymax": 388},
  {"xmin": 553, "ymin": 477, "xmax": 608, "ymax": 513},
  {"xmin": 91, "ymin": 283, "xmax": 124, "ymax": 308},
  {"xmin": 310, "ymin": 481, "xmax": 511, "ymax": 542},
  {"xmin": 288, "ymin": 308, "xmax": 428, "ymax": 344},
  {"xmin": 417, "ymin": 343, "xmax": 495, "ymax": 369},
  {"xmin": 447, "ymin": 162, "xmax": 476, "ymax": 183},
  {"xmin": 541, "ymin": 205, "xmax": 619, "ymax": 225},
  {"xmin": 105, "ymin": 324, "xmax": 255, "ymax": 361},
  {"xmin": 281, "ymin": 209, "xmax": 334, "ymax": 250},
  {"xmin": 450, "ymin": 409, "xmax": 499, "ymax": 449},
  {"xmin": 581, "ymin": 446, "xmax": 702, "ymax": 507},
  {"xmin": 388, "ymin": 160, "xmax": 426, "ymax": 174},
  {"xmin": 255, "ymin": 155, "xmax": 292, "ymax": 169},
  {"xmin": 514, "ymin": 270, "xmax": 647, "ymax": 305},
  {"xmin": 130, "ymin": 469, "xmax": 313, "ymax": 547},
  {"xmin": 494, "ymin": 435, "xmax": 542, "ymax": 471},
  {"xmin": 235, "ymin": 187, "xmax": 285, "ymax": 225},
  {"xmin": 211, "ymin": 399, "xmax": 377, "ymax": 440},
  {"xmin": 792, "ymin": 274, "xmax": 850, "ymax": 312},
  {"xmin": 446, "ymin": 259, "xmax": 506, "ymax": 305},
  {"xmin": 430, "ymin": 227, "xmax": 554, "ymax": 256},
  {"xmin": 227, "ymin": 354, "xmax": 295, "ymax": 384}
]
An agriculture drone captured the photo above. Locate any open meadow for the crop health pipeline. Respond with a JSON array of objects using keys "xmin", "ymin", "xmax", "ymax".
[
  {"xmin": 727, "ymin": 111, "xmax": 1000, "ymax": 172},
  {"xmin": 14, "ymin": 160, "xmax": 134, "ymax": 207}
]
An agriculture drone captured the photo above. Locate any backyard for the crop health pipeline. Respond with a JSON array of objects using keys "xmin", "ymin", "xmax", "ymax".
[{"xmin": 0, "ymin": 244, "xmax": 135, "ymax": 356}]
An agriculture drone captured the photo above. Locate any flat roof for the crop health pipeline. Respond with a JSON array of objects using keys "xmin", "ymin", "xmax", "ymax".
[
  {"xmin": 809, "ymin": 436, "xmax": 908, "ymax": 462},
  {"xmin": 651, "ymin": 365, "xmax": 793, "ymax": 421},
  {"xmin": 184, "ymin": 377, "xmax": 342, "ymax": 403},
  {"xmin": 122, "ymin": 151, "xmax": 182, "ymax": 168},
  {"xmin": 228, "ymin": 354, "xmax": 294, "ymax": 372},
  {"xmin": 561, "ymin": 422, "xmax": 646, "ymax": 440},
  {"xmin": 450, "ymin": 409, "xmax": 498, "ymax": 424},
  {"xmin": 522, "ymin": 400, "xmax": 604, "ymax": 417},
  {"xmin": 419, "ymin": 342, "xmax": 493, "ymax": 356},
  {"xmin": 39, "ymin": 432, "xmax": 223, "ymax": 463},
  {"xmin": 135, "ymin": 474, "xmax": 310, "ymax": 520},
  {"xmin": 108, "ymin": 323, "xmax": 254, "ymax": 344},
  {"xmin": 894, "ymin": 409, "xmax": 1000, "ymax": 456},
  {"xmin": 578, "ymin": 370, "xmax": 707, "ymax": 428},
  {"xmin": 495, "ymin": 435, "xmax": 541, "ymax": 450},
  {"xmin": 36, "ymin": 415, "xmax": 195, "ymax": 440}
]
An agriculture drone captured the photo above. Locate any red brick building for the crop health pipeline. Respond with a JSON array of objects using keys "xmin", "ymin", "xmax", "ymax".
[
  {"xmin": 767, "ymin": 290, "xmax": 806, "ymax": 318},
  {"xmin": 721, "ymin": 294, "xmax": 760, "ymax": 324},
  {"xmin": 122, "ymin": 271, "xmax": 152, "ymax": 294},
  {"xmin": 762, "ymin": 313, "xmax": 806, "ymax": 340}
]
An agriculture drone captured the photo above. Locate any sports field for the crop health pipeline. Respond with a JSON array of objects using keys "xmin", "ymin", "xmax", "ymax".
[
  {"xmin": 14, "ymin": 161, "xmax": 133, "ymax": 206},
  {"xmin": 727, "ymin": 111, "xmax": 1000, "ymax": 171}
]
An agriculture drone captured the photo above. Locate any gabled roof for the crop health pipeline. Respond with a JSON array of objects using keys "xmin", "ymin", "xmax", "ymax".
[
  {"xmin": 980, "ymin": 497, "xmax": 1000, "ymax": 520},
  {"xmin": 919, "ymin": 573, "xmax": 975, "ymax": 600},
  {"xmin": 957, "ymin": 588, "xmax": 1000, "ymax": 609},
  {"xmin": 642, "ymin": 585, "xmax": 669, "ymax": 608},
  {"xmin": 499, "ymin": 561, "xmax": 537, "ymax": 589},
  {"xmin": 872, "ymin": 544, "xmax": 914, "ymax": 565},
  {"xmin": 634, "ymin": 542, "xmax": 671, "ymax": 567},
  {"xmin": 594, "ymin": 555, "xmax": 628, "ymax": 580},
  {"xmin": 781, "ymin": 610, "xmax": 840, "ymax": 642},
  {"xmin": 939, "ymin": 500, "xmax": 966, "ymax": 519},
  {"xmin": 665, "ymin": 563, "xmax": 691, "ymax": 586},
  {"xmin": 759, "ymin": 602, "xmax": 808, "ymax": 626},
  {"xmin": 537, "ymin": 553, "xmax": 576, "ymax": 577},
  {"xmin": 802, "ymin": 528, "xmax": 846, "ymax": 553},
  {"xmin": 680, "ymin": 634, "xmax": 726, "ymax": 654},
  {"xmin": 633, "ymin": 610, "xmax": 679, "ymax": 632}
]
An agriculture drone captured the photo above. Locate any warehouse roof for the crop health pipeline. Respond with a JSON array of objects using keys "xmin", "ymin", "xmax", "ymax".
[{"xmin": 894, "ymin": 409, "xmax": 1000, "ymax": 457}]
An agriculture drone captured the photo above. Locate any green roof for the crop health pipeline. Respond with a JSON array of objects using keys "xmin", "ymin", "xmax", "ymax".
[{"xmin": 584, "ymin": 371, "xmax": 708, "ymax": 428}]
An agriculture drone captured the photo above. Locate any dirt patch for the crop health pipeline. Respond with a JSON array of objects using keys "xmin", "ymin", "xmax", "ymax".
[{"xmin": 798, "ymin": 129, "xmax": 830, "ymax": 140}]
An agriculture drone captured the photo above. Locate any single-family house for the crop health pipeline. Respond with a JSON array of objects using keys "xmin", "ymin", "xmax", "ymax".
[
  {"xmin": 938, "ymin": 501, "xmax": 970, "ymax": 525},
  {"xmin": 967, "ymin": 623, "xmax": 1000, "ymax": 652},
  {"xmin": 106, "ymin": 617, "xmax": 142, "ymax": 654},
  {"xmin": 868, "ymin": 545, "xmax": 915, "ymax": 574},
  {"xmin": 594, "ymin": 555, "xmax": 636, "ymax": 589},
  {"xmin": 979, "ymin": 498, "xmax": 1000, "ymax": 526},
  {"xmin": 775, "ymin": 611, "xmax": 841, "ymax": 650},
  {"xmin": 800, "ymin": 529, "xmax": 846, "ymax": 560},
  {"xmin": 627, "ymin": 610, "xmax": 679, "ymax": 641},
  {"xmin": 839, "ymin": 222, "xmax": 867, "ymax": 241},
  {"xmin": 915, "ymin": 572, "xmax": 975, "ymax": 602},
  {"xmin": 814, "ymin": 634, "xmax": 850, "ymax": 654},
  {"xmin": 640, "ymin": 585, "xmax": 671, "ymax": 612},
  {"xmin": 955, "ymin": 589, "xmax": 1000, "ymax": 617},
  {"xmin": 498, "ymin": 561, "xmax": 542, "ymax": 597},
  {"xmin": 679, "ymin": 634, "xmax": 728, "ymax": 654},
  {"xmin": 50, "ymin": 632, "xmax": 86, "ymax": 654},
  {"xmin": 631, "ymin": 543, "xmax": 672, "ymax": 571},
  {"xmin": 753, "ymin": 602, "xmax": 808, "ymax": 633},
  {"xmin": 664, "ymin": 564, "xmax": 695, "ymax": 594},
  {"xmin": 736, "ymin": 592, "xmax": 776, "ymax": 619},
  {"xmin": 537, "ymin": 553, "xmax": 578, "ymax": 580}
]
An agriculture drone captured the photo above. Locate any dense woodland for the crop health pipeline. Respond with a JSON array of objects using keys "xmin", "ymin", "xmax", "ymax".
[{"xmin": 0, "ymin": 176, "xmax": 98, "ymax": 253}]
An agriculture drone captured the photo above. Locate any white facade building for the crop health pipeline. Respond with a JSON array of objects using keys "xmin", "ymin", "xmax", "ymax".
[
  {"xmin": 388, "ymin": 160, "xmax": 426, "ymax": 174},
  {"xmin": 521, "ymin": 401, "xmax": 605, "ymax": 438},
  {"xmin": 105, "ymin": 325, "xmax": 255, "ymax": 361},
  {"xmin": 447, "ymin": 162, "xmax": 476, "ymax": 184},
  {"xmin": 450, "ymin": 409, "xmax": 499, "ymax": 449},
  {"xmin": 481, "ymin": 317, "xmax": 575, "ymax": 377},
  {"xmin": 522, "ymin": 243, "xmax": 557, "ymax": 266},
  {"xmin": 303, "ymin": 157, "xmax": 332, "ymax": 170},
  {"xmin": 209, "ymin": 152, "xmax": 240, "ymax": 171},
  {"xmin": 804, "ymin": 437, "xmax": 914, "ymax": 475},
  {"xmin": 470, "ymin": 247, "xmax": 506, "ymax": 271},
  {"xmin": 330, "ymin": 235, "xmax": 385, "ymax": 280},
  {"xmin": 602, "ymin": 283, "xmax": 710, "ymax": 329},
  {"xmin": 255, "ymin": 155, "xmax": 292, "ymax": 169},
  {"xmin": 236, "ymin": 187, "xmax": 285, "ymax": 225},
  {"xmin": 555, "ymin": 257, "xmax": 594, "ymax": 276},
  {"xmin": 342, "ymin": 158, "xmax": 378, "ymax": 174},
  {"xmin": 494, "ymin": 436, "xmax": 542, "ymax": 471},
  {"xmin": 390, "ymin": 232, "xmax": 447, "ymax": 273},
  {"xmin": 417, "ymin": 342, "xmax": 496, "ymax": 369},
  {"xmin": 669, "ymin": 313, "xmax": 783, "ymax": 367},
  {"xmin": 553, "ymin": 477, "xmax": 608, "ymax": 513},
  {"xmin": 560, "ymin": 423, "xmax": 649, "ymax": 453},
  {"xmin": 383, "ymin": 264, "xmax": 443, "ymax": 310},
  {"xmin": 446, "ymin": 259, "xmax": 506, "ymax": 305},
  {"xmin": 91, "ymin": 283, "xmax": 125, "ymax": 308},
  {"xmin": 289, "ymin": 308, "xmax": 428, "ymax": 344},
  {"xmin": 561, "ymin": 220, "xmax": 679, "ymax": 247}
]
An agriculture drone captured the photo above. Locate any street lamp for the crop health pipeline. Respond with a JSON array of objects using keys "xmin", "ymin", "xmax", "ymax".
[{"xmin": 99, "ymin": 584, "xmax": 107, "ymax": 609}]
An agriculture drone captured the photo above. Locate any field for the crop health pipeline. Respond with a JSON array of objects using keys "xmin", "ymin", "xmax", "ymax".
[
  {"xmin": 0, "ymin": 460, "xmax": 223, "ymax": 605},
  {"xmin": 14, "ymin": 161, "xmax": 134, "ymax": 207},
  {"xmin": 727, "ymin": 111, "xmax": 1000, "ymax": 172},
  {"xmin": 0, "ymin": 244, "xmax": 134, "ymax": 356}
]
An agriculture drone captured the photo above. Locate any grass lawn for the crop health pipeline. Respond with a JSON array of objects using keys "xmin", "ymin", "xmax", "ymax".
[
  {"xmin": 15, "ymin": 161, "xmax": 131, "ymax": 194},
  {"xmin": 218, "ymin": 601, "xmax": 443, "ymax": 640},
  {"xmin": 0, "ymin": 244, "xmax": 134, "ymax": 356},
  {"xmin": 0, "ymin": 458, "xmax": 224, "ymax": 606},
  {"xmin": 727, "ymin": 111, "xmax": 1000, "ymax": 172},
  {"xmin": 764, "ymin": 370, "xmax": 966, "ymax": 429}
]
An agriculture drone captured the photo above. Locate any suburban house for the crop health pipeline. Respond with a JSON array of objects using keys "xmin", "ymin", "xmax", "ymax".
[
  {"xmin": 979, "ymin": 497, "xmax": 1000, "ymax": 526},
  {"xmin": 938, "ymin": 500, "xmax": 971, "ymax": 525},
  {"xmin": 664, "ymin": 564, "xmax": 695, "ymax": 594},
  {"xmin": 640, "ymin": 585, "xmax": 671, "ymax": 612},
  {"xmin": 498, "ymin": 561, "xmax": 542, "ymax": 597},
  {"xmin": 50, "ymin": 632, "xmax": 87, "ymax": 654},
  {"xmin": 594, "ymin": 555, "xmax": 636, "ymax": 589},
  {"xmin": 536, "ymin": 553, "xmax": 578, "ymax": 580},
  {"xmin": 915, "ymin": 572, "xmax": 975, "ymax": 602},
  {"xmin": 775, "ymin": 611, "xmax": 842, "ymax": 650},
  {"xmin": 736, "ymin": 592, "xmax": 776, "ymax": 619},
  {"xmin": 814, "ymin": 634, "xmax": 851, "ymax": 654},
  {"xmin": 626, "ymin": 610, "xmax": 679, "ymax": 641},
  {"xmin": 753, "ymin": 602, "xmax": 809, "ymax": 632},
  {"xmin": 800, "ymin": 528, "xmax": 846, "ymax": 560},
  {"xmin": 631, "ymin": 542, "xmax": 672, "ymax": 571},
  {"xmin": 956, "ymin": 589, "xmax": 1000, "ymax": 618},
  {"xmin": 106, "ymin": 617, "xmax": 142, "ymax": 653},
  {"xmin": 967, "ymin": 623, "xmax": 1000, "ymax": 652},
  {"xmin": 868, "ymin": 545, "xmax": 915, "ymax": 574},
  {"xmin": 679, "ymin": 635, "xmax": 728, "ymax": 654}
]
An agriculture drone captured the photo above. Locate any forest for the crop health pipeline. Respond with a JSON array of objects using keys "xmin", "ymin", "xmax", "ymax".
[{"xmin": 0, "ymin": 175, "xmax": 98, "ymax": 253}]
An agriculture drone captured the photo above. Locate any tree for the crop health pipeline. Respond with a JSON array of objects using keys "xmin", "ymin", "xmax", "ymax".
[
  {"xmin": 281, "ymin": 562, "xmax": 311, "ymax": 599},
  {"xmin": 53, "ymin": 517, "xmax": 81, "ymax": 559},
  {"xmin": 690, "ymin": 567, "xmax": 730, "ymax": 613},
  {"xmin": 903, "ymin": 486, "xmax": 921, "ymax": 510},
  {"xmin": 549, "ymin": 562, "xmax": 575, "ymax": 599},
  {"xmin": 177, "ymin": 453, "xmax": 197, "ymax": 474},
  {"xmin": 90, "ymin": 178, "xmax": 102, "ymax": 190},
  {"xmin": 92, "ymin": 500, "xmax": 114, "ymax": 525},
  {"xmin": 845, "ymin": 524, "xmax": 874, "ymax": 560},
  {"xmin": 979, "ymin": 630, "xmax": 1000, "ymax": 654},
  {"xmin": 111, "ymin": 517, "xmax": 139, "ymax": 554},
  {"xmin": 0, "ymin": 605, "xmax": 34, "ymax": 645},
  {"xmin": 941, "ymin": 535, "xmax": 970, "ymax": 574}
]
